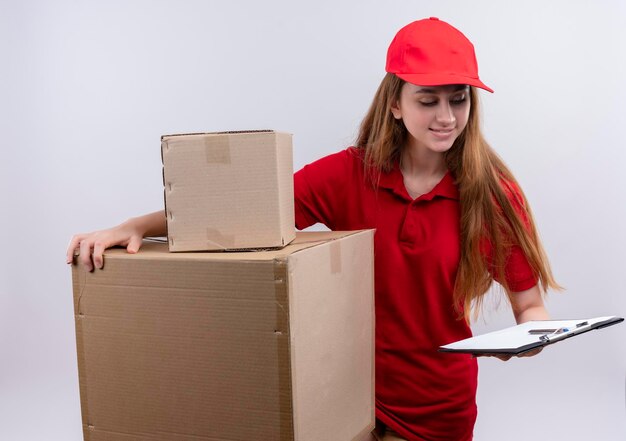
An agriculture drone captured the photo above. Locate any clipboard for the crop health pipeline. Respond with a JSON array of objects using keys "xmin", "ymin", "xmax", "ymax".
[{"xmin": 439, "ymin": 316, "xmax": 624, "ymax": 355}]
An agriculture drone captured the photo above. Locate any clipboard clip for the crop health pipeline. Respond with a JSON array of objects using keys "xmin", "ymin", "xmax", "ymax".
[
  {"xmin": 539, "ymin": 327, "xmax": 569, "ymax": 342},
  {"xmin": 531, "ymin": 321, "xmax": 589, "ymax": 342}
]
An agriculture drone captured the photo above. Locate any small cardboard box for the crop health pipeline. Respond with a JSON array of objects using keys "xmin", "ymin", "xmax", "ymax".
[
  {"xmin": 72, "ymin": 230, "xmax": 375, "ymax": 441},
  {"xmin": 161, "ymin": 130, "xmax": 295, "ymax": 252}
]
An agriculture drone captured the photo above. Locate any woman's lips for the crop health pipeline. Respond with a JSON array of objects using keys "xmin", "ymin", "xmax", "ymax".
[{"xmin": 429, "ymin": 128, "xmax": 454, "ymax": 138}]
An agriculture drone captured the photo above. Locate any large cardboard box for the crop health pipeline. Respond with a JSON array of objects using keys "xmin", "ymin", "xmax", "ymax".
[
  {"xmin": 161, "ymin": 130, "xmax": 296, "ymax": 252},
  {"xmin": 72, "ymin": 230, "xmax": 375, "ymax": 441}
]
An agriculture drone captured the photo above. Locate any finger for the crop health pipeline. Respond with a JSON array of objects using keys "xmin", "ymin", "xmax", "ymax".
[
  {"xmin": 518, "ymin": 347, "xmax": 543, "ymax": 358},
  {"xmin": 126, "ymin": 235, "xmax": 143, "ymax": 254},
  {"xmin": 66, "ymin": 235, "xmax": 85, "ymax": 263},
  {"xmin": 473, "ymin": 352, "xmax": 497, "ymax": 358},
  {"xmin": 79, "ymin": 239, "xmax": 94, "ymax": 272},
  {"xmin": 92, "ymin": 240, "xmax": 107, "ymax": 269},
  {"xmin": 474, "ymin": 353, "xmax": 513, "ymax": 361}
]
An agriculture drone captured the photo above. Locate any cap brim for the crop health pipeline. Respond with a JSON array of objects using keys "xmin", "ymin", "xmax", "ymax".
[{"xmin": 394, "ymin": 72, "xmax": 494, "ymax": 93}]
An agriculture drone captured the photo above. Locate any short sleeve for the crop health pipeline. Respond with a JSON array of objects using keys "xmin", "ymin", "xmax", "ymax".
[
  {"xmin": 293, "ymin": 148, "xmax": 355, "ymax": 230},
  {"xmin": 503, "ymin": 246, "xmax": 538, "ymax": 292},
  {"xmin": 484, "ymin": 179, "xmax": 539, "ymax": 292}
]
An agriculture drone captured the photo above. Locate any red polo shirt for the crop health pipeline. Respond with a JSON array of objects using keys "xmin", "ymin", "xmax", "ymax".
[{"xmin": 294, "ymin": 147, "xmax": 537, "ymax": 441}]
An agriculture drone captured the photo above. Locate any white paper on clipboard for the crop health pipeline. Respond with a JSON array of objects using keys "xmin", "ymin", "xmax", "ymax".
[{"xmin": 439, "ymin": 316, "xmax": 623, "ymax": 355}]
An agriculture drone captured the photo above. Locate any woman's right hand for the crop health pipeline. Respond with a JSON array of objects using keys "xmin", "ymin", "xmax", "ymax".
[
  {"xmin": 66, "ymin": 221, "xmax": 145, "ymax": 272},
  {"xmin": 66, "ymin": 210, "xmax": 167, "ymax": 272}
]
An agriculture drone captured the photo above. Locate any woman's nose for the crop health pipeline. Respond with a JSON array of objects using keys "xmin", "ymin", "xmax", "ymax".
[{"xmin": 436, "ymin": 102, "xmax": 456, "ymax": 125}]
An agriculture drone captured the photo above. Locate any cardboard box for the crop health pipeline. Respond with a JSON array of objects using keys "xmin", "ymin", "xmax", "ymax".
[
  {"xmin": 161, "ymin": 130, "xmax": 295, "ymax": 252},
  {"xmin": 72, "ymin": 230, "xmax": 375, "ymax": 441}
]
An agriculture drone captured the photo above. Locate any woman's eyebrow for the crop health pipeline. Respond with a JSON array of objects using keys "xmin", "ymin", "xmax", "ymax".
[
  {"xmin": 415, "ymin": 88, "xmax": 437, "ymax": 94},
  {"xmin": 415, "ymin": 85, "xmax": 469, "ymax": 94}
]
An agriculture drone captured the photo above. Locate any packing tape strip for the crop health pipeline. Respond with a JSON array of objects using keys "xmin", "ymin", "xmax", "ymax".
[
  {"xmin": 204, "ymin": 135, "xmax": 231, "ymax": 164},
  {"xmin": 273, "ymin": 258, "xmax": 294, "ymax": 440},
  {"xmin": 205, "ymin": 228, "xmax": 236, "ymax": 250},
  {"xmin": 329, "ymin": 240, "xmax": 342, "ymax": 274}
]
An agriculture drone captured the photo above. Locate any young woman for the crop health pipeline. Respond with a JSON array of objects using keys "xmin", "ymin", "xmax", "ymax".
[{"xmin": 67, "ymin": 18, "xmax": 559, "ymax": 441}]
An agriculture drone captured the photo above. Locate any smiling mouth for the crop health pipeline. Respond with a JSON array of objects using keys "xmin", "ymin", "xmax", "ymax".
[{"xmin": 429, "ymin": 128, "xmax": 454, "ymax": 137}]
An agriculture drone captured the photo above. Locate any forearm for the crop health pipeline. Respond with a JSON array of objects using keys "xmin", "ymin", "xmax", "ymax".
[
  {"xmin": 124, "ymin": 210, "xmax": 167, "ymax": 237},
  {"xmin": 509, "ymin": 285, "xmax": 550, "ymax": 324},
  {"xmin": 514, "ymin": 303, "xmax": 550, "ymax": 324}
]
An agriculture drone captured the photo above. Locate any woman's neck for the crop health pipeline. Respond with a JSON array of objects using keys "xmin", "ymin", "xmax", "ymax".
[
  {"xmin": 399, "ymin": 146, "xmax": 447, "ymax": 179},
  {"xmin": 399, "ymin": 146, "xmax": 448, "ymax": 199}
]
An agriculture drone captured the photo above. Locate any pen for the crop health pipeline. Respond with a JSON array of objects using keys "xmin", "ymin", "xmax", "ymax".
[
  {"xmin": 539, "ymin": 327, "xmax": 570, "ymax": 342},
  {"xmin": 528, "ymin": 321, "xmax": 589, "ymax": 335}
]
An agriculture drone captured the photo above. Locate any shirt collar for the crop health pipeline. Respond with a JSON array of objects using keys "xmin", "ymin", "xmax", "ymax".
[{"xmin": 377, "ymin": 164, "xmax": 459, "ymax": 202}]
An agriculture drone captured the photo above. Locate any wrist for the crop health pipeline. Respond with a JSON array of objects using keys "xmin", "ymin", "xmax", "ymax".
[
  {"xmin": 123, "ymin": 211, "xmax": 167, "ymax": 237},
  {"xmin": 120, "ymin": 216, "xmax": 145, "ymax": 235}
]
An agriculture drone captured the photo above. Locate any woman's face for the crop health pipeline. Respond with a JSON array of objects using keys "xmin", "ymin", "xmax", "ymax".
[{"xmin": 391, "ymin": 83, "xmax": 471, "ymax": 155}]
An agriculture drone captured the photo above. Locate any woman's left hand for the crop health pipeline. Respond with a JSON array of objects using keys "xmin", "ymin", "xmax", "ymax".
[
  {"xmin": 473, "ymin": 285, "xmax": 551, "ymax": 361},
  {"xmin": 473, "ymin": 346, "xmax": 543, "ymax": 362}
]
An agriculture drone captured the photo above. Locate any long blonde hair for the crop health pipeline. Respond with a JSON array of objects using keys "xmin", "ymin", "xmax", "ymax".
[{"xmin": 356, "ymin": 73, "xmax": 560, "ymax": 319}]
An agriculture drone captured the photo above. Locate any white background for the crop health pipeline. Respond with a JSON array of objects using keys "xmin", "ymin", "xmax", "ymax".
[{"xmin": 1, "ymin": 0, "xmax": 625, "ymax": 440}]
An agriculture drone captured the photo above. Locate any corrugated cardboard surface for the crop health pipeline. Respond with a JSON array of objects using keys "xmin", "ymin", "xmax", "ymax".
[
  {"xmin": 161, "ymin": 130, "xmax": 295, "ymax": 252},
  {"xmin": 72, "ymin": 230, "xmax": 374, "ymax": 441},
  {"xmin": 288, "ymin": 232, "xmax": 375, "ymax": 441}
]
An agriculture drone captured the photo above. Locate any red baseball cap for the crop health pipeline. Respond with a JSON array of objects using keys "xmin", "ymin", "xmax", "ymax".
[{"xmin": 386, "ymin": 17, "xmax": 493, "ymax": 93}]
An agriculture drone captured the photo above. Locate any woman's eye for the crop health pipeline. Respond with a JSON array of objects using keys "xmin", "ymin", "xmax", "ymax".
[
  {"xmin": 419, "ymin": 95, "xmax": 467, "ymax": 107},
  {"xmin": 451, "ymin": 95, "xmax": 467, "ymax": 105}
]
